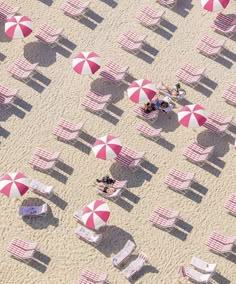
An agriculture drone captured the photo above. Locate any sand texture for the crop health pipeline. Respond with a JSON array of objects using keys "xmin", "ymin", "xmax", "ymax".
[{"xmin": 0, "ymin": 0, "xmax": 236, "ymax": 283}]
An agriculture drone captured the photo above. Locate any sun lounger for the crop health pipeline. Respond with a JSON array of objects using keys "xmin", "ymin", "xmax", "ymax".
[
  {"xmin": 35, "ymin": 29, "xmax": 60, "ymax": 47},
  {"xmin": 196, "ymin": 35, "xmax": 225, "ymax": 59},
  {"xmin": 212, "ymin": 13, "xmax": 236, "ymax": 37},
  {"xmin": 168, "ymin": 168, "xmax": 195, "ymax": 181},
  {"xmin": 117, "ymin": 36, "xmax": 143, "ymax": 54},
  {"xmin": 14, "ymin": 58, "xmax": 38, "ymax": 72},
  {"xmin": 136, "ymin": 11, "xmax": 164, "ymax": 30},
  {"xmin": 120, "ymin": 146, "xmax": 145, "ymax": 160},
  {"xmin": 224, "ymin": 200, "xmax": 236, "ymax": 215},
  {"xmin": 112, "ymin": 240, "xmax": 136, "ymax": 267},
  {"xmin": 203, "ymin": 120, "xmax": 229, "ymax": 136},
  {"xmin": 190, "ymin": 256, "xmax": 217, "ymax": 274},
  {"xmin": 0, "ymin": 1, "xmax": 20, "ymax": 22},
  {"xmin": 7, "ymin": 243, "xmax": 35, "ymax": 263},
  {"xmin": 133, "ymin": 105, "xmax": 159, "ymax": 122},
  {"xmin": 99, "ymin": 69, "xmax": 126, "ymax": 85},
  {"xmin": 115, "ymin": 154, "xmax": 142, "ymax": 171},
  {"xmin": 157, "ymin": 0, "xmax": 177, "ymax": 8},
  {"xmin": 209, "ymin": 231, "xmax": 236, "ymax": 245},
  {"xmin": 58, "ymin": 118, "xmax": 85, "ymax": 133},
  {"xmin": 122, "ymin": 31, "xmax": 147, "ymax": 43},
  {"xmin": 0, "ymin": 95, "xmax": 16, "ymax": 108},
  {"xmin": 154, "ymin": 206, "xmax": 180, "ymax": 219},
  {"xmin": 105, "ymin": 60, "xmax": 129, "ymax": 74},
  {"xmin": 122, "ymin": 253, "xmax": 148, "ymax": 280},
  {"xmin": 80, "ymin": 269, "xmax": 107, "ymax": 283},
  {"xmin": 188, "ymin": 141, "xmax": 214, "ymax": 156},
  {"xmin": 52, "ymin": 126, "xmax": 80, "ymax": 144},
  {"xmin": 39, "ymin": 24, "xmax": 64, "ymax": 37},
  {"xmin": 34, "ymin": 148, "xmax": 60, "ymax": 161},
  {"xmin": 0, "ymin": 84, "xmax": 19, "ymax": 98},
  {"xmin": 96, "ymin": 187, "xmax": 123, "ymax": 202},
  {"xmin": 19, "ymin": 204, "xmax": 48, "ymax": 217},
  {"xmin": 66, "ymin": 0, "xmax": 90, "ymax": 9},
  {"xmin": 164, "ymin": 175, "xmax": 192, "ymax": 193},
  {"xmin": 30, "ymin": 179, "xmax": 54, "ymax": 198},
  {"xmin": 182, "ymin": 148, "xmax": 210, "ymax": 166},
  {"xmin": 206, "ymin": 238, "xmax": 234, "ymax": 255},
  {"xmin": 60, "ymin": 2, "xmax": 88, "ymax": 19},
  {"xmin": 81, "ymin": 98, "xmax": 107, "ymax": 115},
  {"xmin": 222, "ymin": 84, "xmax": 236, "ymax": 105},
  {"xmin": 179, "ymin": 266, "xmax": 212, "ymax": 283},
  {"xmin": 11, "ymin": 238, "xmax": 39, "ymax": 251},
  {"xmin": 228, "ymin": 194, "xmax": 236, "ymax": 203},
  {"xmin": 176, "ymin": 69, "xmax": 202, "ymax": 88},
  {"xmin": 181, "ymin": 63, "xmax": 206, "ymax": 77},
  {"xmin": 208, "ymin": 111, "xmax": 234, "ymax": 125},
  {"xmin": 7, "ymin": 64, "xmax": 34, "ymax": 83},
  {"xmin": 140, "ymin": 5, "xmax": 165, "ymax": 18},
  {"xmin": 73, "ymin": 209, "xmax": 83, "ymax": 223},
  {"xmin": 75, "ymin": 227, "xmax": 102, "ymax": 246},
  {"xmin": 113, "ymin": 180, "xmax": 127, "ymax": 190},
  {"xmin": 29, "ymin": 155, "xmax": 56, "ymax": 173},
  {"xmin": 136, "ymin": 123, "xmax": 163, "ymax": 141},
  {"xmin": 149, "ymin": 213, "xmax": 177, "ymax": 230},
  {"xmin": 86, "ymin": 90, "xmax": 112, "ymax": 103},
  {"xmin": 76, "ymin": 276, "xmax": 94, "ymax": 284}
]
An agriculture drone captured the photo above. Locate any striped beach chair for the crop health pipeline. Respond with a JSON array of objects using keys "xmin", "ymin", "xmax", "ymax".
[
  {"xmin": 52, "ymin": 126, "xmax": 80, "ymax": 143},
  {"xmin": 208, "ymin": 111, "xmax": 234, "ymax": 125},
  {"xmin": 154, "ymin": 206, "xmax": 180, "ymax": 219},
  {"xmin": 187, "ymin": 141, "xmax": 214, "ymax": 156},
  {"xmin": 178, "ymin": 266, "xmax": 212, "ymax": 283},
  {"xmin": 7, "ymin": 64, "xmax": 34, "ymax": 83},
  {"xmin": 176, "ymin": 69, "xmax": 202, "ymax": 88},
  {"xmin": 58, "ymin": 118, "xmax": 85, "ymax": 132},
  {"xmin": 11, "ymin": 238, "xmax": 39, "ymax": 251},
  {"xmin": 206, "ymin": 238, "xmax": 233, "ymax": 256},
  {"xmin": 29, "ymin": 155, "xmax": 56, "ymax": 173},
  {"xmin": 209, "ymin": 231, "xmax": 236, "ymax": 245},
  {"xmin": 60, "ymin": 2, "xmax": 88, "ymax": 19},
  {"xmin": 14, "ymin": 58, "xmax": 38, "ymax": 72},
  {"xmin": 81, "ymin": 98, "xmax": 107, "ymax": 115},
  {"xmin": 196, "ymin": 35, "xmax": 225, "ymax": 59},
  {"xmin": 122, "ymin": 30, "xmax": 147, "ymax": 43},
  {"xmin": 0, "ymin": 95, "xmax": 16, "ymax": 108},
  {"xmin": 117, "ymin": 36, "xmax": 143, "ymax": 54},
  {"xmin": 224, "ymin": 200, "xmax": 236, "ymax": 215},
  {"xmin": 203, "ymin": 120, "xmax": 229, "ymax": 136},
  {"xmin": 168, "ymin": 168, "xmax": 195, "ymax": 181},
  {"xmin": 212, "ymin": 13, "xmax": 236, "ymax": 37},
  {"xmin": 164, "ymin": 175, "xmax": 192, "ymax": 193},
  {"xmin": 156, "ymin": 0, "xmax": 177, "ymax": 9},
  {"xmin": 133, "ymin": 105, "xmax": 159, "ymax": 122},
  {"xmin": 35, "ymin": 28, "xmax": 60, "ymax": 47},
  {"xmin": 120, "ymin": 146, "xmax": 145, "ymax": 160},
  {"xmin": 80, "ymin": 269, "xmax": 107, "ymax": 284},
  {"xmin": 0, "ymin": 84, "xmax": 19, "ymax": 98},
  {"xmin": 136, "ymin": 123, "xmax": 163, "ymax": 141},
  {"xmin": 34, "ymin": 148, "xmax": 60, "ymax": 161},
  {"xmin": 73, "ymin": 209, "xmax": 83, "ymax": 223},
  {"xmin": 7, "ymin": 243, "xmax": 35, "ymax": 263},
  {"xmin": 136, "ymin": 8, "xmax": 165, "ymax": 30},
  {"xmin": 105, "ymin": 60, "xmax": 129, "ymax": 74},
  {"xmin": 114, "ymin": 154, "xmax": 142, "ymax": 171},
  {"xmin": 75, "ymin": 227, "xmax": 102, "ymax": 246},
  {"xmin": 0, "ymin": 1, "xmax": 20, "ymax": 22},
  {"xmin": 99, "ymin": 69, "xmax": 126, "ymax": 85},
  {"xmin": 149, "ymin": 213, "xmax": 177, "ymax": 230},
  {"xmin": 222, "ymin": 84, "xmax": 236, "ymax": 105},
  {"xmin": 182, "ymin": 148, "xmax": 210, "ymax": 166},
  {"xmin": 86, "ymin": 90, "xmax": 111, "ymax": 103}
]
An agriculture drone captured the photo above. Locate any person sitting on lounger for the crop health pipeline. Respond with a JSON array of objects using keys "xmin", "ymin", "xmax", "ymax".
[
  {"xmin": 158, "ymin": 82, "xmax": 186, "ymax": 100},
  {"xmin": 96, "ymin": 175, "xmax": 115, "ymax": 185},
  {"xmin": 153, "ymin": 97, "xmax": 173, "ymax": 114},
  {"xmin": 143, "ymin": 102, "xmax": 156, "ymax": 113}
]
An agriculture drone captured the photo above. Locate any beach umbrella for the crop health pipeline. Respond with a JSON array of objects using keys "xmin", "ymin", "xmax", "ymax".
[
  {"xmin": 92, "ymin": 134, "xmax": 122, "ymax": 160},
  {"xmin": 127, "ymin": 79, "xmax": 157, "ymax": 104},
  {"xmin": 0, "ymin": 173, "xmax": 29, "ymax": 198},
  {"xmin": 5, "ymin": 16, "xmax": 32, "ymax": 39},
  {"xmin": 82, "ymin": 199, "xmax": 110, "ymax": 230},
  {"xmin": 201, "ymin": 0, "xmax": 230, "ymax": 12},
  {"xmin": 178, "ymin": 104, "xmax": 207, "ymax": 128},
  {"xmin": 72, "ymin": 51, "xmax": 101, "ymax": 75}
]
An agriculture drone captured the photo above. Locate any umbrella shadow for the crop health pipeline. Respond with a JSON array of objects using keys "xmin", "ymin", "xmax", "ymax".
[
  {"xmin": 96, "ymin": 225, "xmax": 135, "ymax": 257},
  {"xmin": 21, "ymin": 198, "xmax": 59, "ymax": 229},
  {"xmin": 0, "ymin": 23, "xmax": 12, "ymax": 42},
  {"xmin": 24, "ymin": 42, "xmax": 57, "ymax": 67}
]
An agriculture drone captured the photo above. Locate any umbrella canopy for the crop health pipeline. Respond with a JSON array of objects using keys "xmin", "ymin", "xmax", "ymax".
[
  {"xmin": 127, "ymin": 79, "xmax": 157, "ymax": 104},
  {"xmin": 201, "ymin": 0, "xmax": 230, "ymax": 12},
  {"xmin": 92, "ymin": 135, "xmax": 122, "ymax": 160},
  {"xmin": 0, "ymin": 173, "xmax": 29, "ymax": 198},
  {"xmin": 5, "ymin": 16, "xmax": 32, "ymax": 39},
  {"xmin": 72, "ymin": 51, "xmax": 101, "ymax": 75},
  {"xmin": 178, "ymin": 104, "xmax": 207, "ymax": 128},
  {"xmin": 82, "ymin": 199, "xmax": 110, "ymax": 230}
]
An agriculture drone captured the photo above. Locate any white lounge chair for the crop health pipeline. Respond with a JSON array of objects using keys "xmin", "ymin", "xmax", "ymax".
[
  {"xmin": 122, "ymin": 252, "xmax": 148, "ymax": 280},
  {"xmin": 112, "ymin": 240, "xmax": 136, "ymax": 267},
  {"xmin": 190, "ymin": 256, "xmax": 217, "ymax": 274},
  {"xmin": 30, "ymin": 179, "xmax": 54, "ymax": 198},
  {"xmin": 75, "ymin": 227, "xmax": 102, "ymax": 246}
]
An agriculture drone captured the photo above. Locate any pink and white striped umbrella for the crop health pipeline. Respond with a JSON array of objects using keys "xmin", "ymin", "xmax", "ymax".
[
  {"xmin": 178, "ymin": 104, "xmax": 207, "ymax": 128},
  {"xmin": 72, "ymin": 52, "xmax": 101, "ymax": 75},
  {"xmin": 127, "ymin": 79, "xmax": 157, "ymax": 104},
  {"xmin": 5, "ymin": 16, "xmax": 32, "ymax": 39},
  {"xmin": 201, "ymin": 0, "xmax": 230, "ymax": 12},
  {"xmin": 82, "ymin": 199, "xmax": 110, "ymax": 230},
  {"xmin": 92, "ymin": 135, "xmax": 122, "ymax": 160},
  {"xmin": 0, "ymin": 173, "xmax": 29, "ymax": 198}
]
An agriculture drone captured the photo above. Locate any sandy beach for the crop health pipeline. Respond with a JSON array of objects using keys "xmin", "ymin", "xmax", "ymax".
[{"xmin": 1, "ymin": 0, "xmax": 236, "ymax": 283}]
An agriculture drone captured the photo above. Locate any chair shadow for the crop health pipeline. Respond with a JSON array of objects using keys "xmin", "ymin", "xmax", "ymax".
[
  {"xmin": 0, "ymin": 24, "xmax": 12, "ymax": 42},
  {"xmin": 14, "ymin": 97, "xmax": 33, "ymax": 112},
  {"xmin": 109, "ymin": 163, "xmax": 153, "ymax": 187},
  {"xmin": 208, "ymin": 156, "xmax": 225, "ymax": 169},
  {"xmin": 49, "ymin": 170, "xmax": 69, "ymax": 184},
  {"xmin": 137, "ymin": 51, "xmax": 156, "ymax": 64},
  {"xmin": 185, "ymin": 190, "xmax": 203, "ymax": 203},
  {"xmin": 122, "ymin": 189, "xmax": 141, "ymax": 205},
  {"xmin": 56, "ymin": 160, "xmax": 74, "ymax": 175},
  {"xmin": 156, "ymin": 137, "xmax": 175, "ymax": 151},
  {"xmin": 221, "ymin": 48, "xmax": 236, "ymax": 62},
  {"xmin": 101, "ymin": 112, "xmax": 120, "ymax": 125},
  {"xmin": 86, "ymin": 10, "xmax": 104, "ymax": 24},
  {"xmin": 73, "ymin": 140, "xmax": 92, "ymax": 154},
  {"xmin": 38, "ymin": 0, "xmax": 53, "ymax": 6},
  {"xmin": 0, "ymin": 126, "xmax": 10, "ymax": 138},
  {"xmin": 33, "ymin": 72, "xmax": 51, "ymax": 86},
  {"xmin": 172, "ymin": 0, "xmax": 194, "ymax": 18},
  {"xmin": 26, "ymin": 259, "xmax": 47, "ymax": 273},
  {"xmin": 215, "ymin": 56, "xmax": 233, "ymax": 69},
  {"xmin": 24, "ymin": 42, "xmax": 57, "ymax": 67},
  {"xmin": 141, "ymin": 160, "xmax": 159, "ymax": 174},
  {"xmin": 212, "ymin": 272, "xmax": 231, "ymax": 284},
  {"xmin": 27, "ymin": 80, "xmax": 46, "ymax": 93},
  {"xmin": 191, "ymin": 182, "xmax": 208, "ymax": 195},
  {"xmin": 114, "ymin": 197, "xmax": 134, "ymax": 212},
  {"xmin": 54, "ymin": 45, "xmax": 72, "ymax": 58},
  {"xmin": 142, "ymin": 43, "xmax": 159, "ymax": 57},
  {"xmin": 106, "ymin": 104, "xmax": 124, "ymax": 117},
  {"xmin": 130, "ymin": 265, "xmax": 159, "ymax": 283},
  {"xmin": 79, "ymin": 17, "xmax": 98, "ymax": 30},
  {"xmin": 96, "ymin": 225, "xmax": 135, "ymax": 257},
  {"xmin": 160, "ymin": 19, "xmax": 177, "ymax": 33},
  {"xmin": 195, "ymin": 84, "xmax": 213, "ymax": 97},
  {"xmin": 0, "ymin": 105, "xmax": 26, "ymax": 120},
  {"xmin": 79, "ymin": 131, "xmax": 96, "ymax": 145},
  {"xmin": 99, "ymin": 0, "xmax": 118, "ymax": 8},
  {"xmin": 58, "ymin": 37, "xmax": 77, "ymax": 51},
  {"xmin": 21, "ymin": 198, "xmax": 59, "ymax": 229},
  {"xmin": 176, "ymin": 219, "xmax": 193, "ymax": 233},
  {"xmin": 0, "ymin": 52, "xmax": 6, "ymax": 61},
  {"xmin": 154, "ymin": 26, "xmax": 173, "ymax": 40},
  {"xmin": 200, "ymin": 77, "xmax": 218, "ymax": 90},
  {"xmin": 50, "ymin": 194, "xmax": 68, "ymax": 210},
  {"xmin": 90, "ymin": 78, "xmax": 127, "ymax": 104},
  {"xmin": 169, "ymin": 227, "xmax": 188, "ymax": 241}
]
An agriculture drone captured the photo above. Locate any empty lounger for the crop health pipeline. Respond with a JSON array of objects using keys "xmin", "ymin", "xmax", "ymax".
[
  {"xmin": 105, "ymin": 60, "xmax": 129, "ymax": 74},
  {"xmin": 182, "ymin": 148, "xmax": 210, "ymax": 166},
  {"xmin": 52, "ymin": 126, "xmax": 80, "ymax": 143},
  {"xmin": 196, "ymin": 35, "xmax": 225, "ymax": 58},
  {"xmin": 115, "ymin": 154, "xmax": 142, "ymax": 171},
  {"xmin": 209, "ymin": 231, "xmax": 236, "ymax": 245},
  {"xmin": 81, "ymin": 98, "xmax": 107, "ymax": 115},
  {"xmin": 117, "ymin": 36, "xmax": 143, "ymax": 54},
  {"xmin": 122, "ymin": 31, "xmax": 147, "ymax": 43},
  {"xmin": 179, "ymin": 266, "xmax": 212, "ymax": 283},
  {"xmin": 208, "ymin": 111, "xmax": 234, "ymax": 125},
  {"xmin": 86, "ymin": 90, "xmax": 112, "ymax": 103},
  {"xmin": 73, "ymin": 209, "xmax": 83, "ymax": 223},
  {"xmin": 136, "ymin": 12, "xmax": 164, "ymax": 30},
  {"xmin": 176, "ymin": 69, "xmax": 202, "ymax": 88},
  {"xmin": 60, "ymin": 3, "xmax": 88, "ymax": 19},
  {"xmin": 168, "ymin": 168, "xmax": 195, "ymax": 181},
  {"xmin": 80, "ymin": 269, "xmax": 107, "ymax": 284},
  {"xmin": 112, "ymin": 240, "xmax": 136, "ymax": 267},
  {"xmin": 99, "ymin": 69, "xmax": 126, "ymax": 84},
  {"xmin": 224, "ymin": 200, "xmax": 236, "ymax": 215},
  {"xmin": 0, "ymin": 84, "xmax": 19, "ymax": 98},
  {"xmin": 58, "ymin": 118, "xmax": 85, "ymax": 132},
  {"xmin": 190, "ymin": 256, "xmax": 217, "ymax": 274},
  {"xmin": 29, "ymin": 155, "xmax": 56, "ymax": 172},
  {"xmin": 164, "ymin": 175, "xmax": 192, "ymax": 193},
  {"xmin": 120, "ymin": 146, "xmax": 145, "ymax": 160},
  {"xmin": 181, "ymin": 63, "xmax": 206, "ymax": 77},
  {"xmin": 7, "ymin": 64, "xmax": 34, "ymax": 83},
  {"xmin": 136, "ymin": 123, "xmax": 163, "ymax": 141},
  {"xmin": 0, "ymin": 95, "xmax": 16, "ymax": 108},
  {"xmin": 149, "ymin": 213, "xmax": 177, "ymax": 230},
  {"xmin": 11, "ymin": 238, "xmax": 39, "ymax": 251},
  {"xmin": 0, "ymin": 1, "xmax": 20, "ymax": 22},
  {"xmin": 212, "ymin": 13, "xmax": 236, "ymax": 37},
  {"xmin": 122, "ymin": 253, "xmax": 148, "ymax": 280},
  {"xmin": 34, "ymin": 148, "xmax": 60, "ymax": 161},
  {"xmin": 154, "ymin": 206, "xmax": 180, "ymax": 219},
  {"xmin": 35, "ymin": 29, "xmax": 60, "ymax": 46},
  {"xmin": 203, "ymin": 120, "xmax": 229, "ymax": 136},
  {"xmin": 7, "ymin": 243, "xmax": 35, "ymax": 263},
  {"xmin": 156, "ymin": 0, "xmax": 176, "ymax": 9},
  {"xmin": 187, "ymin": 141, "xmax": 214, "ymax": 156},
  {"xmin": 30, "ymin": 179, "xmax": 54, "ymax": 198},
  {"xmin": 75, "ymin": 227, "xmax": 102, "ymax": 245},
  {"xmin": 206, "ymin": 238, "xmax": 234, "ymax": 255}
]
